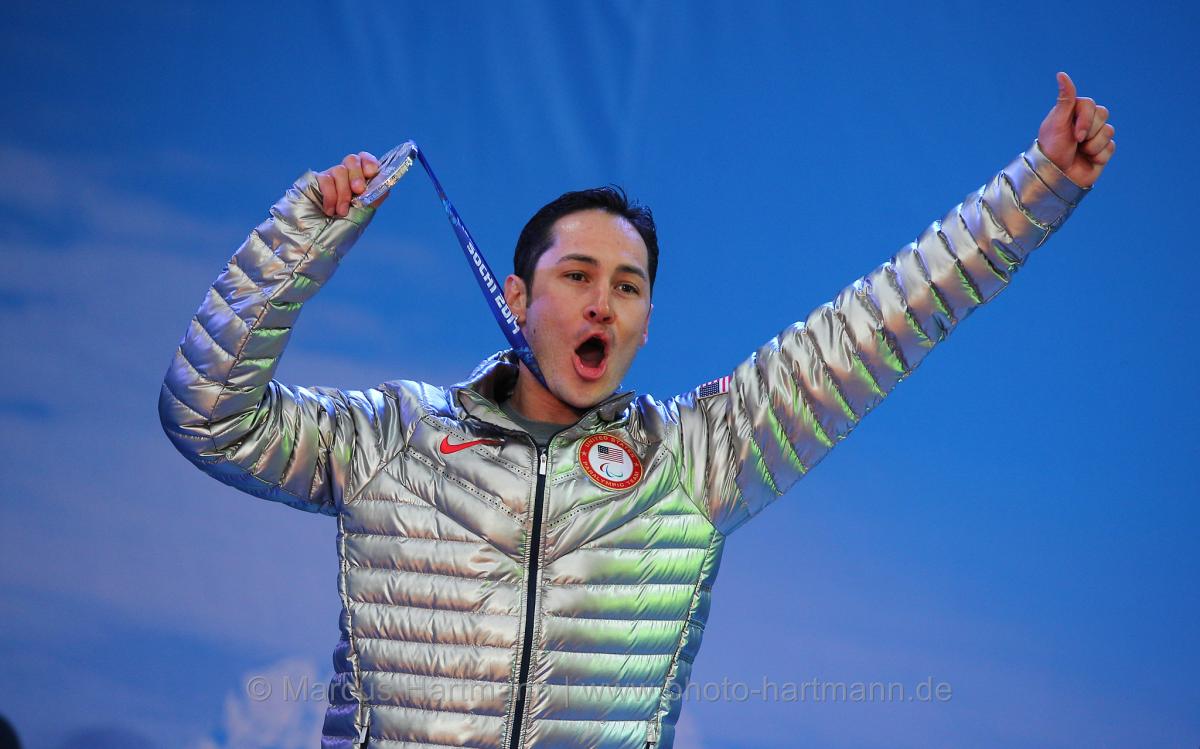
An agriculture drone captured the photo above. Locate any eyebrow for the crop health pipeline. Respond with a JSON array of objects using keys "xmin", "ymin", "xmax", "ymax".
[{"xmin": 556, "ymin": 253, "xmax": 648, "ymax": 282}]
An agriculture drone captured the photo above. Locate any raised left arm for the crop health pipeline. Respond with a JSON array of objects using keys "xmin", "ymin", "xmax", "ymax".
[{"xmin": 675, "ymin": 73, "xmax": 1114, "ymax": 535}]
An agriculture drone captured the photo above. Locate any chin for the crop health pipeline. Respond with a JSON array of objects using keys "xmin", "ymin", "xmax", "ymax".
[
  {"xmin": 559, "ymin": 385, "xmax": 610, "ymax": 411},
  {"xmin": 551, "ymin": 375, "xmax": 616, "ymax": 411}
]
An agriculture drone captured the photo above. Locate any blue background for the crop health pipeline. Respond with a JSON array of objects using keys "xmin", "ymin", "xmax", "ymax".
[{"xmin": 1, "ymin": 2, "xmax": 1196, "ymax": 747}]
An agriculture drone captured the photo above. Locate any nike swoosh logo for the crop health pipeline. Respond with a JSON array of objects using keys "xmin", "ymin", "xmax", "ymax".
[{"xmin": 439, "ymin": 436, "xmax": 503, "ymax": 454}]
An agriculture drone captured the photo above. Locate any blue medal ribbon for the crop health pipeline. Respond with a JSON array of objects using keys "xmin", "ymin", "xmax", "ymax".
[{"xmin": 356, "ymin": 142, "xmax": 547, "ymax": 388}]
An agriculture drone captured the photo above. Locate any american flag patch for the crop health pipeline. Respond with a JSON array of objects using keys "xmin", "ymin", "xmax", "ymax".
[{"xmin": 696, "ymin": 375, "xmax": 731, "ymax": 399}]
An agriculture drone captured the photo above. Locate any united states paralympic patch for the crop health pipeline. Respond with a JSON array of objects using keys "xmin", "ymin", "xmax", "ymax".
[
  {"xmin": 696, "ymin": 375, "xmax": 731, "ymax": 400},
  {"xmin": 578, "ymin": 433, "xmax": 643, "ymax": 491}
]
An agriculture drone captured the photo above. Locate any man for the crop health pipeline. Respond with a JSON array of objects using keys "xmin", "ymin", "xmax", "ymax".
[{"xmin": 159, "ymin": 72, "xmax": 1114, "ymax": 748}]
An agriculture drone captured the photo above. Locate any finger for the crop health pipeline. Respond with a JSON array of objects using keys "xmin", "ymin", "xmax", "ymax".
[
  {"xmin": 331, "ymin": 164, "xmax": 351, "ymax": 216},
  {"xmin": 1081, "ymin": 123, "xmax": 1115, "ymax": 157},
  {"xmin": 359, "ymin": 151, "xmax": 380, "ymax": 180},
  {"xmin": 316, "ymin": 172, "xmax": 337, "ymax": 216},
  {"xmin": 1093, "ymin": 139, "xmax": 1116, "ymax": 166},
  {"xmin": 343, "ymin": 153, "xmax": 366, "ymax": 195},
  {"xmin": 1055, "ymin": 71, "xmax": 1077, "ymax": 113},
  {"xmin": 1085, "ymin": 105, "xmax": 1109, "ymax": 141},
  {"xmin": 1073, "ymin": 97, "xmax": 1096, "ymax": 142}
]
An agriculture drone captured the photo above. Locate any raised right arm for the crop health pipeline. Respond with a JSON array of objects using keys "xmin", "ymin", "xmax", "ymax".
[{"xmin": 157, "ymin": 164, "xmax": 395, "ymax": 516}]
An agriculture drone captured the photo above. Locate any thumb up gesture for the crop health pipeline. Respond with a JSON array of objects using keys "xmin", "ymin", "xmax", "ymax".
[{"xmin": 1037, "ymin": 72, "xmax": 1116, "ymax": 189}]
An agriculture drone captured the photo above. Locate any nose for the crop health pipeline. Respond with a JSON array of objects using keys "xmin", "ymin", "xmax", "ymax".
[{"xmin": 585, "ymin": 289, "xmax": 614, "ymax": 324}]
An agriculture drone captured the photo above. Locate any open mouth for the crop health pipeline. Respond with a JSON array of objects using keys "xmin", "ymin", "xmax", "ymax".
[{"xmin": 572, "ymin": 335, "xmax": 609, "ymax": 381}]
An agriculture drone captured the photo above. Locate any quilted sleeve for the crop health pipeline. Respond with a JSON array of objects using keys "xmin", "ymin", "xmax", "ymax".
[
  {"xmin": 157, "ymin": 171, "xmax": 396, "ymax": 516},
  {"xmin": 674, "ymin": 141, "xmax": 1089, "ymax": 535}
]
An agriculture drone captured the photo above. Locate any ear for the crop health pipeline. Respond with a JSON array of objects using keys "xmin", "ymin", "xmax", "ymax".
[
  {"xmin": 641, "ymin": 302, "xmax": 653, "ymax": 346},
  {"xmin": 504, "ymin": 274, "xmax": 528, "ymax": 326}
]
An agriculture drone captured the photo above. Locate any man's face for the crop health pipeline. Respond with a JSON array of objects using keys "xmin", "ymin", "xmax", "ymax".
[{"xmin": 505, "ymin": 209, "xmax": 653, "ymax": 410}]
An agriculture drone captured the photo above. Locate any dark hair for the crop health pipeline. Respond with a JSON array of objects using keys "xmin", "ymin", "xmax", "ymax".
[{"xmin": 513, "ymin": 185, "xmax": 658, "ymax": 296}]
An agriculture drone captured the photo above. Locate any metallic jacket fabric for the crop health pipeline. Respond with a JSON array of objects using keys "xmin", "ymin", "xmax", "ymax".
[{"xmin": 158, "ymin": 142, "xmax": 1086, "ymax": 748}]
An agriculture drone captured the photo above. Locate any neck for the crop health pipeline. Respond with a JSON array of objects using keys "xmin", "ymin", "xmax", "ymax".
[{"xmin": 508, "ymin": 362, "xmax": 587, "ymax": 425}]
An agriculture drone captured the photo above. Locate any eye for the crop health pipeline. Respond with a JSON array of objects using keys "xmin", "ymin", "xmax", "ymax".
[
  {"xmin": 565, "ymin": 271, "xmax": 587, "ymax": 282},
  {"xmin": 618, "ymin": 282, "xmax": 641, "ymax": 296}
]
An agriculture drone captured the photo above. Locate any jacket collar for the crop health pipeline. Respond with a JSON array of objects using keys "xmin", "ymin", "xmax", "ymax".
[{"xmin": 449, "ymin": 349, "xmax": 636, "ymax": 436}]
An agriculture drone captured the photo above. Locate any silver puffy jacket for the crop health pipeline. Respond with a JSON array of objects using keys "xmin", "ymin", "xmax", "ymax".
[{"xmin": 159, "ymin": 142, "xmax": 1086, "ymax": 749}]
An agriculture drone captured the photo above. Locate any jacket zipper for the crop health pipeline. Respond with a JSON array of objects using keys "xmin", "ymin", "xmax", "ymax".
[
  {"xmin": 508, "ymin": 449, "xmax": 548, "ymax": 749},
  {"xmin": 644, "ymin": 717, "xmax": 660, "ymax": 748}
]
